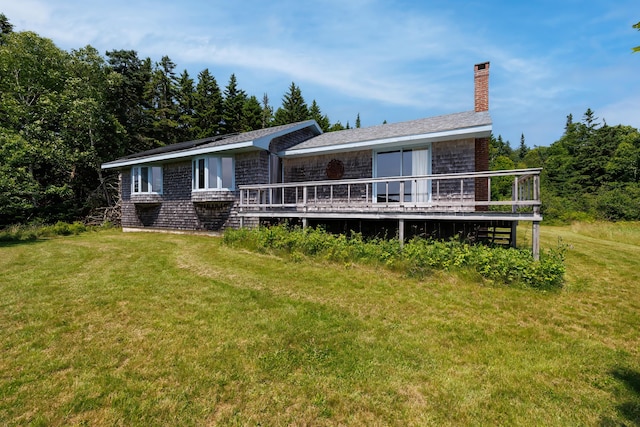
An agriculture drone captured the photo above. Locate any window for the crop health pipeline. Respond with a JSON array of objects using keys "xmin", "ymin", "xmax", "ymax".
[
  {"xmin": 131, "ymin": 166, "xmax": 162, "ymax": 193},
  {"xmin": 192, "ymin": 156, "xmax": 234, "ymax": 190},
  {"xmin": 374, "ymin": 147, "xmax": 430, "ymax": 203}
]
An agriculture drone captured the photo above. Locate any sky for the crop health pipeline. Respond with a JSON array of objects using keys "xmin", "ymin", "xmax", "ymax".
[{"xmin": 2, "ymin": 0, "xmax": 639, "ymax": 147}]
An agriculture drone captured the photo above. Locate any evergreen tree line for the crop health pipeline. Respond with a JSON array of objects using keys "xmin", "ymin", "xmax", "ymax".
[
  {"xmin": 2, "ymin": 14, "xmax": 639, "ymax": 226},
  {"xmin": 490, "ymin": 109, "xmax": 640, "ymax": 221},
  {"xmin": 0, "ymin": 15, "xmax": 358, "ymax": 225}
]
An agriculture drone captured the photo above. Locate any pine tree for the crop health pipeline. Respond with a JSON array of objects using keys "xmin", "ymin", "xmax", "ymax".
[
  {"xmin": 176, "ymin": 70, "xmax": 196, "ymax": 141},
  {"xmin": 517, "ymin": 133, "xmax": 529, "ymax": 161},
  {"xmin": 355, "ymin": 113, "xmax": 361, "ymax": 128},
  {"xmin": 274, "ymin": 82, "xmax": 309, "ymax": 125},
  {"xmin": 105, "ymin": 50, "xmax": 153, "ymax": 153},
  {"xmin": 565, "ymin": 113, "xmax": 573, "ymax": 131},
  {"xmin": 146, "ymin": 55, "xmax": 180, "ymax": 145},
  {"xmin": 309, "ymin": 99, "xmax": 330, "ymax": 132},
  {"xmin": 222, "ymin": 74, "xmax": 247, "ymax": 134},
  {"xmin": 261, "ymin": 93, "xmax": 273, "ymax": 128},
  {"xmin": 242, "ymin": 95, "xmax": 263, "ymax": 131},
  {"xmin": 583, "ymin": 108, "xmax": 599, "ymax": 131},
  {"xmin": 194, "ymin": 68, "xmax": 223, "ymax": 137},
  {"xmin": 0, "ymin": 13, "xmax": 13, "ymax": 45}
]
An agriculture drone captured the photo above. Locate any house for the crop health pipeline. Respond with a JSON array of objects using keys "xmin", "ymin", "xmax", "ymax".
[{"xmin": 101, "ymin": 62, "xmax": 542, "ymax": 257}]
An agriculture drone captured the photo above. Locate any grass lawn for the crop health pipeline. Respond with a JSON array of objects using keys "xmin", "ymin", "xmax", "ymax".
[{"xmin": 1, "ymin": 223, "xmax": 639, "ymax": 425}]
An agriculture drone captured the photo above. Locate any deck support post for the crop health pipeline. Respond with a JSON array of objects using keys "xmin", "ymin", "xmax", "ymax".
[
  {"xmin": 302, "ymin": 217, "xmax": 308, "ymax": 229},
  {"xmin": 511, "ymin": 221, "xmax": 517, "ymax": 248},
  {"xmin": 532, "ymin": 221, "xmax": 540, "ymax": 261},
  {"xmin": 399, "ymin": 218, "xmax": 405, "ymax": 248},
  {"xmin": 240, "ymin": 216, "xmax": 244, "ymax": 228}
]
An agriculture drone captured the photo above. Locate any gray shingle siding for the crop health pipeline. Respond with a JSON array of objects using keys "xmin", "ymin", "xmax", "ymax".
[
  {"xmin": 284, "ymin": 150, "xmax": 372, "ymax": 182},
  {"xmin": 432, "ymin": 138, "xmax": 476, "ymax": 196},
  {"xmin": 112, "ymin": 110, "xmax": 490, "ymax": 232},
  {"xmin": 121, "ymin": 158, "xmax": 255, "ymax": 232}
]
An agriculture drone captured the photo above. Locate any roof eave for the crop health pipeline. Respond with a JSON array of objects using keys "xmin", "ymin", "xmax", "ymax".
[
  {"xmin": 281, "ymin": 124, "xmax": 492, "ymax": 157},
  {"xmin": 101, "ymin": 141, "xmax": 256, "ymax": 169},
  {"xmin": 101, "ymin": 120, "xmax": 323, "ymax": 170},
  {"xmin": 252, "ymin": 120, "xmax": 322, "ymax": 150}
]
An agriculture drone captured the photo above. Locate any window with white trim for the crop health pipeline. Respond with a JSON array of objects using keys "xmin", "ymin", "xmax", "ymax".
[
  {"xmin": 192, "ymin": 156, "xmax": 234, "ymax": 190},
  {"xmin": 374, "ymin": 147, "xmax": 430, "ymax": 203},
  {"xmin": 131, "ymin": 166, "xmax": 163, "ymax": 193}
]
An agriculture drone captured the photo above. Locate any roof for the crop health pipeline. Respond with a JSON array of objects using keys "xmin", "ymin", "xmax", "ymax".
[
  {"xmin": 102, "ymin": 120, "xmax": 322, "ymax": 169},
  {"xmin": 101, "ymin": 110, "xmax": 492, "ymax": 169},
  {"xmin": 282, "ymin": 110, "xmax": 491, "ymax": 156}
]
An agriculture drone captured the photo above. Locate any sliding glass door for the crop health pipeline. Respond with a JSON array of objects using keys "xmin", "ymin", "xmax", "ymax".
[{"xmin": 374, "ymin": 147, "xmax": 430, "ymax": 203}]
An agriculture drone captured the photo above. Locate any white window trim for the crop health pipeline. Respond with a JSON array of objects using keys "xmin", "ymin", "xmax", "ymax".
[
  {"xmin": 192, "ymin": 156, "xmax": 235, "ymax": 191},
  {"xmin": 372, "ymin": 145, "xmax": 432, "ymax": 203},
  {"xmin": 131, "ymin": 165, "xmax": 163, "ymax": 194}
]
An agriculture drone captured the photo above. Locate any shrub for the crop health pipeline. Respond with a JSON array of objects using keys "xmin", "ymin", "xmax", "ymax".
[
  {"xmin": 0, "ymin": 221, "xmax": 90, "ymax": 242},
  {"xmin": 223, "ymin": 226, "xmax": 566, "ymax": 290}
]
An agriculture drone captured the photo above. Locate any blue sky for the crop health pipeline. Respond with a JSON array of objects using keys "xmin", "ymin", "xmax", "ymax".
[{"xmin": 3, "ymin": 0, "xmax": 639, "ymax": 147}]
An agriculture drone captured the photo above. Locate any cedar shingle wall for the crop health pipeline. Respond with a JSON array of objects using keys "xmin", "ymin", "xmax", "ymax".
[
  {"xmin": 431, "ymin": 138, "xmax": 476, "ymax": 196},
  {"xmin": 119, "ymin": 154, "xmax": 269, "ymax": 231},
  {"xmin": 284, "ymin": 150, "xmax": 372, "ymax": 182},
  {"xmin": 270, "ymin": 128, "xmax": 319, "ymax": 153}
]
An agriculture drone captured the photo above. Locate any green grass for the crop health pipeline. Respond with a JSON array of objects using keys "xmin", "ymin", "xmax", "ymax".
[{"xmin": 0, "ymin": 224, "xmax": 639, "ymax": 425}]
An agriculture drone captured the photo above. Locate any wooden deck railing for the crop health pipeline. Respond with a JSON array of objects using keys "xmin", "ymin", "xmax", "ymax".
[{"xmin": 238, "ymin": 168, "xmax": 542, "ymax": 214}]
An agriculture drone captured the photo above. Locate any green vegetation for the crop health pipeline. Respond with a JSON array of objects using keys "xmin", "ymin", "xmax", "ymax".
[
  {"xmin": 0, "ymin": 221, "xmax": 93, "ymax": 242},
  {"xmin": 223, "ymin": 225, "xmax": 566, "ymax": 290},
  {"xmin": 2, "ymin": 13, "xmax": 640, "ymax": 228},
  {"xmin": 1, "ymin": 223, "xmax": 639, "ymax": 425},
  {"xmin": 490, "ymin": 111, "xmax": 640, "ymax": 222},
  {"xmin": 0, "ymin": 15, "xmax": 351, "ymax": 227}
]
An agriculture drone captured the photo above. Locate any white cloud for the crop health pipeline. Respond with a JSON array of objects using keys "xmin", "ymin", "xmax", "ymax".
[{"xmin": 4, "ymin": 0, "xmax": 639, "ymax": 144}]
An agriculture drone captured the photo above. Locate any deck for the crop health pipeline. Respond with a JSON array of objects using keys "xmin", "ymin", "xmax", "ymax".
[{"xmin": 238, "ymin": 168, "xmax": 542, "ymax": 258}]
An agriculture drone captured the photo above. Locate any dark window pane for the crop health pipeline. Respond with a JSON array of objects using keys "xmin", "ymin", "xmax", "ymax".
[
  {"xmin": 140, "ymin": 167, "xmax": 149, "ymax": 192},
  {"xmin": 221, "ymin": 157, "xmax": 233, "ymax": 189},
  {"xmin": 198, "ymin": 158, "xmax": 205, "ymax": 189},
  {"xmin": 376, "ymin": 151, "xmax": 401, "ymax": 177}
]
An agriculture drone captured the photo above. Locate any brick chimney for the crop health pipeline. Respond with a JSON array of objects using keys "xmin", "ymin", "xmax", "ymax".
[
  {"xmin": 474, "ymin": 61, "xmax": 490, "ymax": 210},
  {"xmin": 474, "ymin": 62, "xmax": 490, "ymax": 112}
]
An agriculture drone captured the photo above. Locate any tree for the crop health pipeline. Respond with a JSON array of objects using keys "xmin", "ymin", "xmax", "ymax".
[
  {"xmin": 355, "ymin": 113, "xmax": 361, "ymax": 128},
  {"xmin": 0, "ymin": 31, "xmax": 78, "ymax": 222},
  {"xmin": 261, "ymin": 93, "xmax": 273, "ymax": 128},
  {"xmin": 193, "ymin": 68, "xmax": 223, "ymax": 138},
  {"xmin": 309, "ymin": 99, "xmax": 330, "ymax": 131},
  {"xmin": 583, "ymin": 107, "xmax": 599, "ymax": 131},
  {"xmin": 62, "ymin": 45, "xmax": 121, "ymax": 211},
  {"xmin": 633, "ymin": 21, "xmax": 640, "ymax": 53},
  {"xmin": 517, "ymin": 133, "xmax": 529, "ymax": 161},
  {"xmin": 490, "ymin": 155, "xmax": 516, "ymax": 200},
  {"xmin": 222, "ymin": 73, "xmax": 247, "ymax": 134},
  {"xmin": 489, "ymin": 134, "xmax": 512, "ymax": 167},
  {"xmin": 146, "ymin": 55, "xmax": 180, "ymax": 145},
  {"xmin": 565, "ymin": 113, "xmax": 573, "ymax": 131},
  {"xmin": 242, "ymin": 95, "xmax": 263, "ymax": 131},
  {"xmin": 274, "ymin": 82, "xmax": 309, "ymax": 125},
  {"xmin": 605, "ymin": 129, "xmax": 640, "ymax": 182},
  {"xmin": 0, "ymin": 129, "xmax": 39, "ymax": 223},
  {"xmin": 0, "ymin": 13, "xmax": 13, "ymax": 45},
  {"xmin": 328, "ymin": 121, "xmax": 346, "ymax": 132},
  {"xmin": 176, "ymin": 70, "xmax": 196, "ymax": 141},
  {"xmin": 105, "ymin": 49, "xmax": 153, "ymax": 154}
]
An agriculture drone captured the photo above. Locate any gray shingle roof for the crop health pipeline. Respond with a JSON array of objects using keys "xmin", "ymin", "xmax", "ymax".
[
  {"xmin": 102, "ymin": 120, "xmax": 320, "ymax": 168},
  {"xmin": 287, "ymin": 110, "xmax": 491, "ymax": 152}
]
